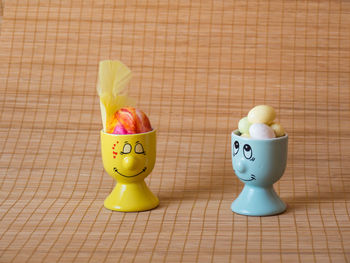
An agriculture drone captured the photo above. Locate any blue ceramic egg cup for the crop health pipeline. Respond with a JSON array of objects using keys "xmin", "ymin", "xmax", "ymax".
[{"xmin": 231, "ymin": 130, "xmax": 288, "ymax": 216}]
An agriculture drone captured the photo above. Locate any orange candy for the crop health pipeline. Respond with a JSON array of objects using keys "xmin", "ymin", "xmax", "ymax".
[{"xmin": 106, "ymin": 107, "xmax": 152, "ymax": 134}]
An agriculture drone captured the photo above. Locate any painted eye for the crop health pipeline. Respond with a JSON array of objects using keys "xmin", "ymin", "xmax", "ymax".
[
  {"xmin": 243, "ymin": 144, "xmax": 253, "ymax": 159},
  {"xmin": 122, "ymin": 143, "xmax": 132, "ymax": 154},
  {"xmin": 135, "ymin": 143, "xmax": 145, "ymax": 154},
  {"xmin": 233, "ymin": 141, "xmax": 239, "ymax": 155}
]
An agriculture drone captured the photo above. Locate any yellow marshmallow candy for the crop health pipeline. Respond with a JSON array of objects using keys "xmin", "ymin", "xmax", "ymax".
[
  {"xmin": 248, "ymin": 105, "xmax": 276, "ymax": 124},
  {"xmin": 238, "ymin": 116, "xmax": 251, "ymax": 135},
  {"xmin": 240, "ymin": 133, "xmax": 251, "ymax": 138},
  {"xmin": 270, "ymin": 122, "xmax": 285, "ymax": 137}
]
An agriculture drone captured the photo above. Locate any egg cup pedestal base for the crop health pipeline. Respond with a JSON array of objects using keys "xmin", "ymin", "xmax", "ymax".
[
  {"xmin": 104, "ymin": 180, "xmax": 159, "ymax": 212},
  {"xmin": 231, "ymin": 185, "xmax": 286, "ymax": 216}
]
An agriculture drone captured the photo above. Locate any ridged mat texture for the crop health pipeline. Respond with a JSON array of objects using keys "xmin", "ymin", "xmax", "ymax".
[{"xmin": 0, "ymin": 0, "xmax": 350, "ymax": 262}]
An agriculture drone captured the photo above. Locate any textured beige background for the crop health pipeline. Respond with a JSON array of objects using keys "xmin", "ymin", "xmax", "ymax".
[{"xmin": 0, "ymin": 0, "xmax": 349, "ymax": 262}]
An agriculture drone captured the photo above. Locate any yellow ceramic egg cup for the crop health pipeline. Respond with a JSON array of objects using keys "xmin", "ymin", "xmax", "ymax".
[{"xmin": 101, "ymin": 130, "xmax": 159, "ymax": 212}]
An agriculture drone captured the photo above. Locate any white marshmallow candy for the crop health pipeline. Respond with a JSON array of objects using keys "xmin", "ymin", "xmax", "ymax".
[{"xmin": 249, "ymin": 123, "xmax": 276, "ymax": 139}]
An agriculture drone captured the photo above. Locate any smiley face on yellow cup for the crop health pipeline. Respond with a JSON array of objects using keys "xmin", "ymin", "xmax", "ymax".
[
  {"xmin": 101, "ymin": 130, "xmax": 156, "ymax": 182},
  {"xmin": 101, "ymin": 129, "xmax": 158, "ymax": 212}
]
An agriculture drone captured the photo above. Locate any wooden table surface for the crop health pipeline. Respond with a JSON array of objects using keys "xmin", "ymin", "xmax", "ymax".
[{"xmin": 0, "ymin": 0, "xmax": 349, "ymax": 262}]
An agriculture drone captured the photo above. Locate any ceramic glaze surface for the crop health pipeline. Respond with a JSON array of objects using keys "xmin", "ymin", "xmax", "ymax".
[
  {"xmin": 232, "ymin": 130, "xmax": 287, "ymax": 187},
  {"xmin": 231, "ymin": 130, "xmax": 288, "ymax": 216},
  {"xmin": 101, "ymin": 130, "xmax": 159, "ymax": 212},
  {"xmin": 101, "ymin": 130, "xmax": 156, "ymax": 183}
]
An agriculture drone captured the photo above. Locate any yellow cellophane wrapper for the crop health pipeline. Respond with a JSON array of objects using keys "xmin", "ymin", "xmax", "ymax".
[{"xmin": 97, "ymin": 60, "xmax": 134, "ymax": 132}]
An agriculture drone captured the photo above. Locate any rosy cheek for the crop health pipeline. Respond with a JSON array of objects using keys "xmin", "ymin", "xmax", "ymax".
[{"xmin": 112, "ymin": 142, "xmax": 119, "ymax": 158}]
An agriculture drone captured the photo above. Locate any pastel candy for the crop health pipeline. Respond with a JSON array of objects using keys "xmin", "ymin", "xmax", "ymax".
[
  {"xmin": 249, "ymin": 123, "xmax": 276, "ymax": 139},
  {"xmin": 270, "ymin": 122, "xmax": 285, "ymax": 137},
  {"xmin": 107, "ymin": 107, "xmax": 152, "ymax": 134},
  {"xmin": 240, "ymin": 133, "xmax": 251, "ymax": 138},
  {"xmin": 248, "ymin": 105, "xmax": 276, "ymax": 124},
  {"xmin": 238, "ymin": 117, "xmax": 251, "ymax": 135}
]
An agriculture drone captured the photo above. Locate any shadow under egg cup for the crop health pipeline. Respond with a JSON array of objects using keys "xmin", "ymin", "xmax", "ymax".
[
  {"xmin": 231, "ymin": 130, "xmax": 288, "ymax": 216},
  {"xmin": 101, "ymin": 130, "xmax": 159, "ymax": 212}
]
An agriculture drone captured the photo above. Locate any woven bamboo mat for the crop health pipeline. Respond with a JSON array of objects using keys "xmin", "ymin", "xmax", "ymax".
[{"xmin": 0, "ymin": 0, "xmax": 349, "ymax": 262}]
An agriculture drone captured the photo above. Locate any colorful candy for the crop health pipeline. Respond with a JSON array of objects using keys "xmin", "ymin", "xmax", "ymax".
[
  {"xmin": 237, "ymin": 105, "xmax": 285, "ymax": 139},
  {"xmin": 107, "ymin": 107, "xmax": 153, "ymax": 135},
  {"xmin": 248, "ymin": 105, "xmax": 276, "ymax": 125},
  {"xmin": 270, "ymin": 122, "xmax": 285, "ymax": 137},
  {"xmin": 240, "ymin": 133, "xmax": 251, "ymax": 138},
  {"xmin": 249, "ymin": 123, "xmax": 276, "ymax": 139},
  {"xmin": 238, "ymin": 117, "xmax": 251, "ymax": 135}
]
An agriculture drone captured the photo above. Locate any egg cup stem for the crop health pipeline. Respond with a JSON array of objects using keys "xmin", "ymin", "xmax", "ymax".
[
  {"xmin": 231, "ymin": 185, "xmax": 286, "ymax": 216},
  {"xmin": 104, "ymin": 181, "xmax": 159, "ymax": 212}
]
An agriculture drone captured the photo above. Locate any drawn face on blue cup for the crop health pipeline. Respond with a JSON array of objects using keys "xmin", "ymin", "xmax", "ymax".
[{"xmin": 231, "ymin": 130, "xmax": 288, "ymax": 187}]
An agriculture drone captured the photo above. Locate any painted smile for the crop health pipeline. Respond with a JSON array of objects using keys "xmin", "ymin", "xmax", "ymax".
[
  {"xmin": 113, "ymin": 167, "xmax": 147, "ymax": 178},
  {"xmin": 237, "ymin": 174, "xmax": 256, "ymax": 181}
]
